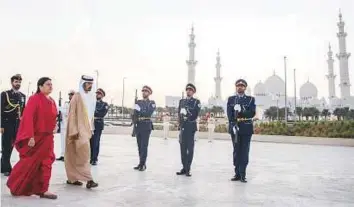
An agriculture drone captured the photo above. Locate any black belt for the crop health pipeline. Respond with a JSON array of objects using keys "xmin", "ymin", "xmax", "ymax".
[
  {"xmin": 138, "ymin": 117, "xmax": 151, "ymax": 121},
  {"xmin": 94, "ymin": 117, "xmax": 104, "ymax": 120}
]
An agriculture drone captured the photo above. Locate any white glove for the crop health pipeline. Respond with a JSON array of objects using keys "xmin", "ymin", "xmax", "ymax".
[
  {"xmin": 135, "ymin": 104, "xmax": 141, "ymax": 111},
  {"xmin": 180, "ymin": 108, "xmax": 187, "ymax": 115},
  {"xmin": 234, "ymin": 104, "xmax": 241, "ymax": 112},
  {"xmin": 233, "ymin": 125, "xmax": 239, "ymax": 134}
]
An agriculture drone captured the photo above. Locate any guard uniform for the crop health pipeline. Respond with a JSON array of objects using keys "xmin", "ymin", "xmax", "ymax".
[
  {"xmin": 177, "ymin": 83, "xmax": 201, "ymax": 176},
  {"xmin": 134, "ymin": 86, "xmax": 156, "ymax": 171},
  {"xmin": 227, "ymin": 79, "xmax": 256, "ymax": 182},
  {"xmin": 1, "ymin": 87, "xmax": 26, "ymax": 175},
  {"xmin": 90, "ymin": 88, "xmax": 109, "ymax": 165}
]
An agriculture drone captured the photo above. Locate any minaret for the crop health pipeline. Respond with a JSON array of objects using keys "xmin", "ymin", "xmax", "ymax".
[
  {"xmin": 186, "ymin": 25, "xmax": 197, "ymax": 85},
  {"xmin": 326, "ymin": 43, "xmax": 336, "ymax": 99},
  {"xmin": 214, "ymin": 49, "xmax": 222, "ymax": 99},
  {"xmin": 336, "ymin": 11, "xmax": 351, "ymax": 98}
]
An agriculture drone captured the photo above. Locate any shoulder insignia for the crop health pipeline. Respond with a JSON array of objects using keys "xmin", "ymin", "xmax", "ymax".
[
  {"xmin": 197, "ymin": 103, "xmax": 201, "ymax": 108},
  {"xmin": 152, "ymin": 103, "xmax": 156, "ymax": 108},
  {"xmin": 105, "ymin": 105, "xmax": 109, "ymax": 109}
]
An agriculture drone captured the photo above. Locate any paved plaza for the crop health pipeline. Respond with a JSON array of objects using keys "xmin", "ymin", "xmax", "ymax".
[{"xmin": 1, "ymin": 134, "xmax": 354, "ymax": 207}]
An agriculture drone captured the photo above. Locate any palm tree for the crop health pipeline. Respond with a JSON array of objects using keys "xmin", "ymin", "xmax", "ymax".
[
  {"xmin": 295, "ymin": 107, "xmax": 303, "ymax": 121},
  {"xmin": 321, "ymin": 109, "xmax": 331, "ymax": 120}
]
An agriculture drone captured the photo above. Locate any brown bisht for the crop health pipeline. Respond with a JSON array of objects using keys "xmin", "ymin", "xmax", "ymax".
[{"xmin": 64, "ymin": 92, "xmax": 94, "ymax": 182}]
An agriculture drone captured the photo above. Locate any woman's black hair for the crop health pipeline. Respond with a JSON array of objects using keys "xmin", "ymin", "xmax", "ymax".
[{"xmin": 36, "ymin": 77, "xmax": 51, "ymax": 93}]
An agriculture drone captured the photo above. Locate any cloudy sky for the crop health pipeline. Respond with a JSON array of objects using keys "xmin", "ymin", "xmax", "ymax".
[{"xmin": 0, "ymin": 0, "xmax": 353, "ymax": 107}]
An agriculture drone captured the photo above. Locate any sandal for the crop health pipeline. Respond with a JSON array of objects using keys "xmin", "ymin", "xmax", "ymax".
[
  {"xmin": 66, "ymin": 180, "xmax": 83, "ymax": 186},
  {"xmin": 38, "ymin": 193, "xmax": 58, "ymax": 200},
  {"xmin": 86, "ymin": 180, "xmax": 98, "ymax": 189}
]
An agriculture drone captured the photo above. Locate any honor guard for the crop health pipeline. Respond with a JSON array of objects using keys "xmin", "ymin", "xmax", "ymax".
[
  {"xmin": 56, "ymin": 90, "xmax": 75, "ymax": 161},
  {"xmin": 176, "ymin": 83, "xmax": 201, "ymax": 177},
  {"xmin": 227, "ymin": 79, "xmax": 256, "ymax": 183},
  {"xmin": 90, "ymin": 88, "xmax": 109, "ymax": 165},
  {"xmin": 133, "ymin": 85, "xmax": 156, "ymax": 171},
  {"xmin": 1, "ymin": 74, "xmax": 26, "ymax": 176}
]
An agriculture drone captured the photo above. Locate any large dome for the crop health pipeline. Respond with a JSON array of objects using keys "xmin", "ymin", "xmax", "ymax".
[
  {"xmin": 264, "ymin": 73, "xmax": 285, "ymax": 96},
  {"xmin": 300, "ymin": 80, "xmax": 318, "ymax": 99},
  {"xmin": 254, "ymin": 81, "xmax": 267, "ymax": 96}
]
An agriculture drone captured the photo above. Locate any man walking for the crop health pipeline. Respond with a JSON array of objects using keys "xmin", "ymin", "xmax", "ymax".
[{"xmin": 227, "ymin": 79, "xmax": 256, "ymax": 183}]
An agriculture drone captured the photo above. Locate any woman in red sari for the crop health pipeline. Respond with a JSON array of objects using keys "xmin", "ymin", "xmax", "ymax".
[{"xmin": 7, "ymin": 77, "xmax": 58, "ymax": 199}]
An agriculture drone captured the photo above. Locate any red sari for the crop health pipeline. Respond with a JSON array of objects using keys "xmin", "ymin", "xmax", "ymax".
[{"xmin": 7, "ymin": 92, "xmax": 57, "ymax": 196}]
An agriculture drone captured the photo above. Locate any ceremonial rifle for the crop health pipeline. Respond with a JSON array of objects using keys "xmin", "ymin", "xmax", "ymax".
[
  {"xmin": 131, "ymin": 89, "xmax": 138, "ymax": 137},
  {"xmin": 233, "ymin": 97, "xmax": 239, "ymax": 144},
  {"xmin": 57, "ymin": 91, "xmax": 62, "ymax": 133},
  {"xmin": 178, "ymin": 91, "xmax": 185, "ymax": 143}
]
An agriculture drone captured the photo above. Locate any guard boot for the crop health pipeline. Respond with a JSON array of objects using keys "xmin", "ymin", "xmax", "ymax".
[
  {"xmin": 240, "ymin": 176, "xmax": 247, "ymax": 183},
  {"xmin": 138, "ymin": 165, "xmax": 146, "ymax": 171},
  {"xmin": 133, "ymin": 164, "xmax": 141, "ymax": 170},
  {"xmin": 185, "ymin": 171, "xmax": 192, "ymax": 177},
  {"xmin": 176, "ymin": 169, "xmax": 186, "ymax": 175},
  {"xmin": 231, "ymin": 175, "xmax": 241, "ymax": 181}
]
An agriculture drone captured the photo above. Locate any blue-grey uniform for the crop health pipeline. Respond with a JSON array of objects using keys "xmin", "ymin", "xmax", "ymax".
[
  {"xmin": 90, "ymin": 88, "xmax": 109, "ymax": 164},
  {"xmin": 1, "ymin": 74, "xmax": 26, "ymax": 175},
  {"xmin": 134, "ymin": 85, "xmax": 156, "ymax": 170},
  {"xmin": 177, "ymin": 83, "xmax": 201, "ymax": 176},
  {"xmin": 227, "ymin": 79, "xmax": 256, "ymax": 182}
]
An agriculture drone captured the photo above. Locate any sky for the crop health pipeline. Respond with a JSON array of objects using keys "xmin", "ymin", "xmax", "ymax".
[{"xmin": 0, "ymin": 0, "xmax": 353, "ymax": 107}]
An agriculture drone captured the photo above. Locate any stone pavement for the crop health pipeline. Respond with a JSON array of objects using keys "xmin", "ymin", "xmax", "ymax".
[{"xmin": 1, "ymin": 134, "xmax": 354, "ymax": 207}]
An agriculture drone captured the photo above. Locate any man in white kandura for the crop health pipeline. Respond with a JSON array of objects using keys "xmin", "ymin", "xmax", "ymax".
[
  {"xmin": 56, "ymin": 90, "xmax": 75, "ymax": 161},
  {"xmin": 163, "ymin": 113, "xmax": 170, "ymax": 140},
  {"xmin": 207, "ymin": 113, "xmax": 216, "ymax": 143}
]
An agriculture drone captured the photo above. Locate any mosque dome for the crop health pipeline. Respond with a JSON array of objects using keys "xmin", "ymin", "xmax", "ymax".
[
  {"xmin": 254, "ymin": 81, "xmax": 267, "ymax": 96},
  {"xmin": 300, "ymin": 80, "xmax": 318, "ymax": 99},
  {"xmin": 264, "ymin": 72, "xmax": 285, "ymax": 96}
]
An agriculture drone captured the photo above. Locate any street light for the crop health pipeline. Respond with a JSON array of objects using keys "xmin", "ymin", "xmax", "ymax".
[
  {"xmin": 284, "ymin": 56, "xmax": 288, "ymax": 124},
  {"xmin": 27, "ymin": 81, "xmax": 31, "ymax": 97},
  {"xmin": 94, "ymin": 70, "xmax": 99, "ymax": 88},
  {"xmin": 121, "ymin": 77, "xmax": 127, "ymax": 119},
  {"xmin": 294, "ymin": 68, "xmax": 297, "ymax": 121}
]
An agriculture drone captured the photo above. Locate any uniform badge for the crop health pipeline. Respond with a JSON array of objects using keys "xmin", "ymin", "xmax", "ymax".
[
  {"xmin": 152, "ymin": 103, "xmax": 156, "ymax": 108},
  {"xmin": 198, "ymin": 103, "xmax": 201, "ymax": 108},
  {"xmin": 105, "ymin": 105, "xmax": 109, "ymax": 109}
]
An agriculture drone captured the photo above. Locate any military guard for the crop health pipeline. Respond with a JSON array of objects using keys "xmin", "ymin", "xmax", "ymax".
[
  {"xmin": 227, "ymin": 79, "xmax": 256, "ymax": 183},
  {"xmin": 1, "ymin": 74, "xmax": 26, "ymax": 176},
  {"xmin": 90, "ymin": 88, "xmax": 109, "ymax": 165},
  {"xmin": 176, "ymin": 83, "xmax": 201, "ymax": 177},
  {"xmin": 56, "ymin": 90, "xmax": 75, "ymax": 161},
  {"xmin": 133, "ymin": 85, "xmax": 156, "ymax": 171}
]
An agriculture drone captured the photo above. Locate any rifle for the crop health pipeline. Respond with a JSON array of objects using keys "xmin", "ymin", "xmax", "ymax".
[
  {"xmin": 57, "ymin": 91, "xmax": 63, "ymax": 133},
  {"xmin": 131, "ymin": 89, "xmax": 138, "ymax": 137},
  {"xmin": 233, "ymin": 97, "xmax": 239, "ymax": 145},
  {"xmin": 178, "ymin": 91, "xmax": 185, "ymax": 143}
]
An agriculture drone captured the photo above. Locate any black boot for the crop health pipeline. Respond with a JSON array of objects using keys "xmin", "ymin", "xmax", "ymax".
[
  {"xmin": 231, "ymin": 175, "xmax": 241, "ymax": 181},
  {"xmin": 133, "ymin": 164, "xmax": 140, "ymax": 170},
  {"xmin": 240, "ymin": 176, "xmax": 247, "ymax": 183},
  {"xmin": 185, "ymin": 171, "xmax": 192, "ymax": 177},
  {"xmin": 56, "ymin": 156, "xmax": 64, "ymax": 161},
  {"xmin": 138, "ymin": 165, "xmax": 146, "ymax": 171},
  {"xmin": 176, "ymin": 169, "xmax": 186, "ymax": 175}
]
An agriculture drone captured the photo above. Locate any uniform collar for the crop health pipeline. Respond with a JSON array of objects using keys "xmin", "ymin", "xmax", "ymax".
[
  {"xmin": 11, "ymin": 88, "xmax": 19, "ymax": 93},
  {"xmin": 236, "ymin": 93, "xmax": 245, "ymax": 98},
  {"xmin": 186, "ymin": 96, "xmax": 193, "ymax": 100}
]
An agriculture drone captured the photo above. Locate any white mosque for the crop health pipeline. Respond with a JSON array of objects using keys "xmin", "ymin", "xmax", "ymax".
[{"xmin": 193, "ymin": 11, "xmax": 353, "ymax": 117}]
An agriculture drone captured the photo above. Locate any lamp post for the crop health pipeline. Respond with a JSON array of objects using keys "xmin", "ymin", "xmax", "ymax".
[
  {"xmin": 121, "ymin": 77, "xmax": 127, "ymax": 119},
  {"xmin": 294, "ymin": 68, "xmax": 297, "ymax": 121},
  {"xmin": 27, "ymin": 81, "xmax": 31, "ymax": 97},
  {"xmin": 284, "ymin": 56, "xmax": 288, "ymax": 124},
  {"xmin": 94, "ymin": 70, "xmax": 99, "ymax": 88}
]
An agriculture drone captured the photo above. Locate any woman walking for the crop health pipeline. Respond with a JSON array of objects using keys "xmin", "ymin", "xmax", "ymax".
[{"xmin": 7, "ymin": 77, "xmax": 58, "ymax": 199}]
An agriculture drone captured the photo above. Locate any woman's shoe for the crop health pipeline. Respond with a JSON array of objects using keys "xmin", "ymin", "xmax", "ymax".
[{"xmin": 38, "ymin": 192, "xmax": 58, "ymax": 200}]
